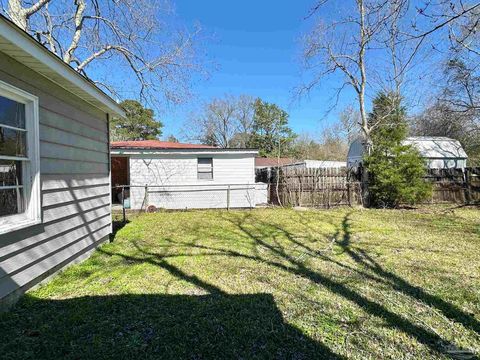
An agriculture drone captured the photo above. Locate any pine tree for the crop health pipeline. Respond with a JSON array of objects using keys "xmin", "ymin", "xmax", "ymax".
[
  {"xmin": 247, "ymin": 99, "xmax": 296, "ymax": 157},
  {"xmin": 364, "ymin": 93, "xmax": 431, "ymax": 207},
  {"xmin": 111, "ymin": 100, "xmax": 163, "ymax": 141}
]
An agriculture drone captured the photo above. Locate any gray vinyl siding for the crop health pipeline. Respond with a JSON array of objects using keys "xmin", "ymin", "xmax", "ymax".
[{"xmin": 0, "ymin": 52, "xmax": 111, "ymax": 304}]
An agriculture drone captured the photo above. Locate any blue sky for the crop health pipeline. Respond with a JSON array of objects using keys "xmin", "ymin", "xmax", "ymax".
[
  {"xmin": 155, "ymin": 0, "xmax": 448, "ymax": 140},
  {"xmin": 163, "ymin": 0, "xmax": 356, "ymax": 140}
]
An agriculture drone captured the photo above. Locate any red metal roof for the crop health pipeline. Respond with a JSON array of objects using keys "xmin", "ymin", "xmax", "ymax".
[
  {"xmin": 111, "ymin": 140, "xmax": 216, "ymax": 150},
  {"xmin": 255, "ymin": 157, "xmax": 295, "ymax": 167}
]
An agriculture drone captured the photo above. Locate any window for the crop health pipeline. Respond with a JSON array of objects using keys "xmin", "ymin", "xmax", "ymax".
[
  {"xmin": 197, "ymin": 157, "xmax": 213, "ymax": 180},
  {"xmin": 0, "ymin": 80, "xmax": 40, "ymax": 234}
]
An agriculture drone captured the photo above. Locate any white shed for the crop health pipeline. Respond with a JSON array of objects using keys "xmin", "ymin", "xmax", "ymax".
[
  {"xmin": 347, "ymin": 136, "xmax": 468, "ymax": 169},
  {"xmin": 111, "ymin": 140, "xmax": 266, "ymax": 209}
]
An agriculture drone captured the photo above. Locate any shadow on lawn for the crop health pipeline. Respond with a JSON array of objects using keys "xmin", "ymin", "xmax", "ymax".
[
  {"xmin": 4, "ymin": 211, "xmax": 478, "ymax": 359},
  {"xmin": 334, "ymin": 213, "xmax": 480, "ymax": 338},
  {"xmin": 1, "ymin": 293, "xmax": 342, "ymax": 360},
  {"xmin": 218, "ymin": 213, "xmax": 477, "ymax": 358}
]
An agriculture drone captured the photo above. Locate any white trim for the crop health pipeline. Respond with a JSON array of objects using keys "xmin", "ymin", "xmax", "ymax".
[
  {"xmin": 0, "ymin": 16, "xmax": 124, "ymax": 117},
  {"xmin": 0, "ymin": 123, "xmax": 27, "ymax": 132},
  {"xmin": 0, "ymin": 185, "xmax": 24, "ymax": 190},
  {"xmin": 0, "ymin": 80, "xmax": 41, "ymax": 235},
  {"xmin": 0, "ymin": 155, "xmax": 29, "ymax": 161}
]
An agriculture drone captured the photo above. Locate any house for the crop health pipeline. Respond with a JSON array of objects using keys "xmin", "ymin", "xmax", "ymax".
[
  {"xmin": 347, "ymin": 136, "xmax": 468, "ymax": 169},
  {"xmin": 111, "ymin": 140, "xmax": 267, "ymax": 209},
  {"xmin": 255, "ymin": 157, "xmax": 295, "ymax": 170},
  {"xmin": 283, "ymin": 160, "xmax": 346, "ymax": 169},
  {"xmin": 0, "ymin": 15, "xmax": 124, "ymax": 309}
]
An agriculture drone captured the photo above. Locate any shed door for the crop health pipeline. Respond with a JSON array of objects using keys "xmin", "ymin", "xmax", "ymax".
[{"xmin": 111, "ymin": 156, "xmax": 129, "ymax": 203}]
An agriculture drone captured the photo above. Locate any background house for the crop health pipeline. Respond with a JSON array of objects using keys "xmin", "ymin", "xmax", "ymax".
[
  {"xmin": 347, "ymin": 136, "xmax": 468, "ymax": 169},
  {"xmin": 0, "ymin": 15, "xmax": 124, "ymax": 308},
  {"xmin": 111, "ymin": 140, "xmax": 266, "ymax": 209},
  {"xmin": 255, "ymin": 157, "xmax": 295, "ymax": 170},
  {"xmin": 283, "ymin": 160, "xmax": 346, "ymax": 169}
]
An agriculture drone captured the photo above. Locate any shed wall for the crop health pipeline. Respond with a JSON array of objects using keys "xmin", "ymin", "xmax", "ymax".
[
  {"xmin": 0, "ymin": 52, "xmax": 111, "ymax": 306},
  {"xmin": 128, "ymin": 153, "xmax": 256, "ymax": 209}
]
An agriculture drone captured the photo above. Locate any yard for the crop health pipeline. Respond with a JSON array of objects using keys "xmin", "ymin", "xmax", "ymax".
[{"xmin": 1, "ymin": 207, "xmax": 480, "ymax": 359}]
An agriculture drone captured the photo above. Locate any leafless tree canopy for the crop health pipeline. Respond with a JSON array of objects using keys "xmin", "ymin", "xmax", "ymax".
[
  {"xmin": 185, "ymin": 94, "xmax": 255, "ymax": 148},
  {"xmin": 300, "ymin": 0, "xmax": 480, "ymax": 147},
  {"xmin": 3, "ymin": 0, "xmax": 206, "ymax": 105}
]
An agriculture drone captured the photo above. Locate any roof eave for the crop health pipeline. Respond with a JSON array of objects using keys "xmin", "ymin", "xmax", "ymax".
[
  {"xmin": 111, "ymin": 147, "xmax": 259, "ymax": 155},
  {"xmin": 0, "ymin": 15, "xmax": 125, "ymax": 117}
]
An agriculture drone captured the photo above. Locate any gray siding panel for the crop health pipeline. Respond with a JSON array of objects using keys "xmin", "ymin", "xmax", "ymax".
[
  {"xmin": 40, "ymin": 124, "xmax": 107, "ymax": 154},
  {"xmin": 40, "ymin": 142, "xmax": 109, "ymax": 164},
  {"xmin": 41, "ymin": 158, "xmax": 108, "ymax": 175},
  {"xmin": 41, "ymin": 174, "xmax": 110, "ymax": 191},
  {"xmin": 0, "ymin": 52, "xmax": 111, "ymax": 303}
]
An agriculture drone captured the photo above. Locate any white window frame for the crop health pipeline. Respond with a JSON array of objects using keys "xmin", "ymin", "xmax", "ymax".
[
  {"xmin": 197, "ymin": 157, "xmax": 213, "ymax": 181},
  {"xmin": 0, "ymin": 80, "xmax": 41, "ymax": 235}
]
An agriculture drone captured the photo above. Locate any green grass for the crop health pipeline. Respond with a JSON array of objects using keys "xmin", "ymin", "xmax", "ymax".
[{"xmin": 1, "ymin": 206, "xmax": 480, "ymax": 359}]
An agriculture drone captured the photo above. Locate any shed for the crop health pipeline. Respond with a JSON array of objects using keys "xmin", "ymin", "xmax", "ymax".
[
  {"xmin": 111, "ymin": 140, "xmax": 266, "ymax": 209},
  {"xmin": 0, "ymin": 15, "xmax": 124, "ymax": 308},
  {"xmin": 347, "ymin": 136, "xmax": 468, "ymax": 169}
]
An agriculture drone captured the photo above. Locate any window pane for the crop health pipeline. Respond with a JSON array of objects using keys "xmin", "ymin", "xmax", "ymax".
[
  {"xmin": 0, "ymin": 188, "xmax": 24, "ymax": 216},
  {"xmin": 198, "ymin": 172, "xmax": 213, "ymax": 180},
  {"xmin": 198, "ymin": 158, "xmax": 213, "ymax": 165},
  {"xmin": 0, "ymin": 96, "xmax": 25, "ymax": 129},
  {"xmin": 0, "ymin": 126, "xmax": 26, "ymax": 157},
  {"xmin": 0, "ymin": 160, "xmax": 22, "ymax": 186}
]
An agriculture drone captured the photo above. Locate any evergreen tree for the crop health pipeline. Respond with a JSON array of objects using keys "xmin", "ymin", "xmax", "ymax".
[
  {"xmin": 248, "ymin": 98, "xmax": 296, "ymax": 157},
  {"xmin": 364, "ymin": 93, "xmax": 431, "ymax": 207},
  {"xmin": 111, "ymin": 100, "xmax": 163, "ymax": 141}
]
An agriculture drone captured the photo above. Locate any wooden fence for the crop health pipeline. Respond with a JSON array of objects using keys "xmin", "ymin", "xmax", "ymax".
[
  {"xmin": 256, "ymin": 166, "xmax": 480, "ymax": 207},
  {"xmin": 256, "ymin": 167, "xmax": 362, "ymax": 208},
  {"xmin": 425, "ymin": 167, "xmax": 480, "ymax": 203}
]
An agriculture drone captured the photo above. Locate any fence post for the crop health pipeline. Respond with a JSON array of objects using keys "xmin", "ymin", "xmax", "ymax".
[
  {"xmin": 465, "ymin": 168, "xmax": 471, "ymax": 204},
  {"xmin": 122, "ymin": 186, "xmax": 126, "ymax": 223},
  {"xmin": 227, "ymin": 185, "xmax": 231, "ymax": 210},
  {"xmin": 144, "ymin": 184, "xmax": 149, "ymax": 211}
]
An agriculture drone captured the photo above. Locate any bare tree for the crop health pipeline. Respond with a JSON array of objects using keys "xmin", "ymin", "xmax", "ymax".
[
  {"xmin": 3, "ymin": 0, "xmax": 206, "ymax": 106},
  {"xmin": 400, "ymin": 1, "xmax": 480, "ymax": 68},
  {"xmin": 448, "ymin": 7, "xmax": 480, "ymax": 57},
  {"xmin": 233, "ymin": 94, "xmax": 255, "ymax": 147},
  {"xmin": 301, "ymin": 0, "xmax": 407, "ymax": 151},
  {"xmin": 301, "ymin": 0, "xmax": 480, "ymax": 148},
  {"xmin": 6, "ymin": 0, "xmax": 51, "ymax": 30},
  {"xmin": 339, "ymin": 105, "xmax": 361, "ymax": 144},
  {"xmin": 186, "ymin": 94, "xmax": 255, "ymax": 148}
]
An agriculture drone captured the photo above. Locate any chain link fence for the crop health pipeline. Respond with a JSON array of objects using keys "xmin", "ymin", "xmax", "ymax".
[{"xmin": 112, "ymin": 183, "xmax": 268, "ymax": 222}]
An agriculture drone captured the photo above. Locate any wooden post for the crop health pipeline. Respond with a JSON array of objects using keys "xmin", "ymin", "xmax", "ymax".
[
  {"xmin": 144, "ymin": 184, "xmax": 148, "ymax": 211},
  {"xmin": 465, "ymin": 168, "xmax": 471, "ymax": 204},
  {"xmin": 121, "ymin": 186, "xmax": 126, "ymax": 223},
  {"xmin": 227, "ymin": 185, "xmax": 231, "ymax": 210}
]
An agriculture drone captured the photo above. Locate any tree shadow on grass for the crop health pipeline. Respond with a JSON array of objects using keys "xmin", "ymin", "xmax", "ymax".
[
  {"xmin": 110, "ymin": 219, "xmax": 130, "ymax": 242},
  {"xmin": 0, "ymin": 292, "xmax": 342, "ymax": 360},
  {"xmin": 334, "ymin": 212, "xmax": 480, "ymax": 337},
  {"xmin": 219, "ymin": 213, "xmax": 477, "ymax": 358}
]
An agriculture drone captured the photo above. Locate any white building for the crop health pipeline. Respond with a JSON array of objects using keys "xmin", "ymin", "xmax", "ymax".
[
  {"xmin": 283, "ymin": 160, "xmax": 346, "ymax": 169},
  {"xmin": 111, "ymin": 140, "xmax": 267, "ymax": 209},
  {"xmin": 347, "ymin": 136, "xmax": 468, "ymax": 169}
]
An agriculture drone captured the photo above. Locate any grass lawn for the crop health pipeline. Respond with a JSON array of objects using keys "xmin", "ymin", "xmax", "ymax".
[{"xmin": 1, "ymin": 207, "xmax": 480, "ymax": 359}]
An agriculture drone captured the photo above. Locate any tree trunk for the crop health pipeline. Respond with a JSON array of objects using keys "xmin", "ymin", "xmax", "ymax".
[{"xmin": 8, "ymin": 0, "xmax": 27, "ymax": 30}]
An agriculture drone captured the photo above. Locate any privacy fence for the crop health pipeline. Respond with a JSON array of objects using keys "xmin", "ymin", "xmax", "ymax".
[
  {"xmin": 256, "ymin": 167, "xmax": 480, "ymax": 207},
  {"xmin": 256, "ymin": 167, "xmax": 363, "ymax": 208}
]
